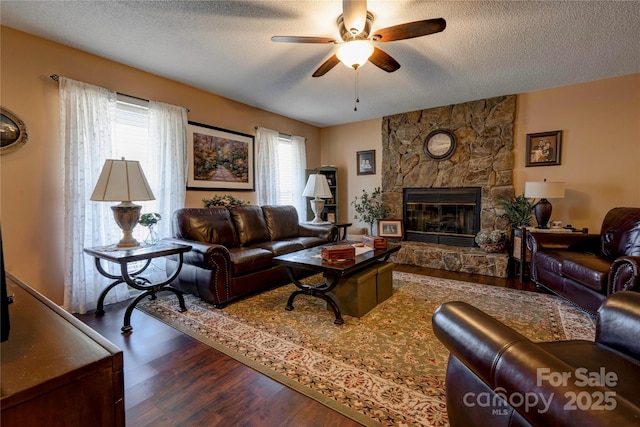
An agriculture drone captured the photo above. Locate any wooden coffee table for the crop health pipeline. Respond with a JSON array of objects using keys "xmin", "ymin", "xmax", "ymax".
[{"xmin": 273, "ymin": 243, "xmax": 400, "ymax": 324}]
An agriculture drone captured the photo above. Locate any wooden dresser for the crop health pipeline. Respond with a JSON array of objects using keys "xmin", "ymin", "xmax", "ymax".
[{"xmin": 1, "ymin": 274, "xmax": 124, "ymax": 426}]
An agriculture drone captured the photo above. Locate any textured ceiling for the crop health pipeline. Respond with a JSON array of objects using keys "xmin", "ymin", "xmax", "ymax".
[{"xmin": 2, "ymin": 1, "xmax": 639, "ymax": 127}]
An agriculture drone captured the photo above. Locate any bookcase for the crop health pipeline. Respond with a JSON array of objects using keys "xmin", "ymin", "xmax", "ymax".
[{"xmin": 305, "ymin": 166, "xmax": 338, "ymax": 222}]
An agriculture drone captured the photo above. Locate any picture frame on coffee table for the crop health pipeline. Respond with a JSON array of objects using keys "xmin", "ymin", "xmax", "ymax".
[
  {"xmin": 379, "ymin": 219, "xmax": 403, "ymax": 238},
  {"xmin": 187, "ymin": 121, "xmax": 255, "ymax": 190}
]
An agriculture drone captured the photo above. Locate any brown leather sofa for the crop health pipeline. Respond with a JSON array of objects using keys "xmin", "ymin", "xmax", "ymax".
[
  {"xmin": 528, "ymin": 207, "xmax": 640, "ymax": 314},
  {"xmin": 164, "ymin": 205, "xmax": 336, "ymax": 307},
  {"xmin": 432, "ymin": 291, "xmax": 640, "ymax": 427}
]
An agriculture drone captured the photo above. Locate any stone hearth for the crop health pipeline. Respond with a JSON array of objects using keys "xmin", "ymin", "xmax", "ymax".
[
  {"xmin": 392, "ymin": 241, "xmax": 509, "ymax": 278},
  {"xmin": 381, "ymin": 95, "xmax": 516, "ymax": 277}
]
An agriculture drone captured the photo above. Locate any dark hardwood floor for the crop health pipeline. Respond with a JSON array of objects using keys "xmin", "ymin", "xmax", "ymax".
[{"xmin": 77, "ymin": 265, "xmax": 532, "ymax": 426}]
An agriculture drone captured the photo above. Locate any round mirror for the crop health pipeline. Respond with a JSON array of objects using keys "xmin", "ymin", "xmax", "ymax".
[
  {"xmin": 424, "ymin": 129, "xmax": 456, "ymax": 160},
  {"xmin": 1, "ymin": 108, "xmax": 28, "ymax": 155}
]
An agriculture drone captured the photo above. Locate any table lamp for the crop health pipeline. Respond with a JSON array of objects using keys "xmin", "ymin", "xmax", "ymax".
[
  {"xmin": 91, "ymin": 158, "xmax": 155, "ymax": 247},
  {"xmin": 302, "ymin": 173, "xmax": 332, "ymax": 223},
  {"xmin": 524, "ymin": 179, "xmax": 565, "ymax": 228}
]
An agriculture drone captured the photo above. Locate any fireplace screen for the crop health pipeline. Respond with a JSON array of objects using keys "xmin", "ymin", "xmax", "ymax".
[{"xmin": 403, "ymin": 188, "xmax": 481, "ymax": 247}]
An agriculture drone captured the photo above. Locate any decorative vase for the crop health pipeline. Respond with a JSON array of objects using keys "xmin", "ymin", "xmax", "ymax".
[{"xmin": 144, "ymin": 225, "xmax": 160, "ymax": 245}]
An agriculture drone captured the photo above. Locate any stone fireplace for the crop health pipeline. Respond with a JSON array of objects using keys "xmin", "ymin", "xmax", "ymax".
[{"xmin": 381, "ymin": 95, "xmax": 516, "ymax": 277}]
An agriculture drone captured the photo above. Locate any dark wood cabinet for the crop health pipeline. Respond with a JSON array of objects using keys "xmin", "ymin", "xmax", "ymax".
[{"xmin": 1, "ymin": 274, "xmax": 124, "ymax": 426}]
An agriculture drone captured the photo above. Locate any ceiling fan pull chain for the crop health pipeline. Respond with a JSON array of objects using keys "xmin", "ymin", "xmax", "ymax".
[{"xmin": 354, "ymin": 67, "xmax": 360, "ymax": 111}]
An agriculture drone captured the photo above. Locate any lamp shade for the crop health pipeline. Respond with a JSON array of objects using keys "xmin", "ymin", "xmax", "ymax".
[
  {"xmin": 524, "ymin": 181, "xmax": 565, "ymax": 199},
  {"xmin": 91, "ymin": 158, "xmax": 155, "ymax": 202},
  {"xmin": 337, "ymin": 40, "xmax": 374, "ymax": 69},
  {"xmin": 302, "ymin": 174, "xmax": 332, "ymax": 198}
]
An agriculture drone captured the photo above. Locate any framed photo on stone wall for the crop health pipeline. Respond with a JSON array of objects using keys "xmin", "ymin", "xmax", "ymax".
[{"xmin": 526, "ymin": 130, "xmax": 562, "ymax": 167}]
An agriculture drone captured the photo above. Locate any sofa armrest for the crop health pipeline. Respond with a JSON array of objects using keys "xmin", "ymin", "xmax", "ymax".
[
  {"xmin": 162, "ymin": 237, "xmax": 231, "ymax": 269},
  {"xmin": 434, "ymin": 301, "xmax": 640, "ymax": 426},
  {"xmin": 527, "ymin": 232, "xmax": 601, "ymax": 254},
  {"xmin": 609, "ymin": 256, "xmax": 640, "ymax": 294},
  {"xmin": 596, "ymin": 290, "xmax": 640, "ymax": 360},
  {"xmin": 297, "ymin": 223, "xmax": 337, "ymax": 241}
]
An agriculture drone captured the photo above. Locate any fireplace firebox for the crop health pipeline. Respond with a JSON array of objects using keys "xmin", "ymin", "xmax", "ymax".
[{"xmin": 403, "ymin": 187, "xmax": 481, "ymax": 247}]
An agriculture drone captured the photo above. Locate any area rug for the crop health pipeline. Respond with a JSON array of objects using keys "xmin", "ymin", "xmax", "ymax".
[{"xmin": 137, "ymin": 271, "xmax": 595, "ymax": 426}]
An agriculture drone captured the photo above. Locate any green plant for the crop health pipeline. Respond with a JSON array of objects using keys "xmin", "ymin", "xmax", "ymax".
[
  {"xmin": 202, "ymin": 194, "xmax": 249, "ymax": 208},
  {"xmin": 497, "ymin": 194, "xmax": 534, "ymax": 227},
  {"xmin": 351, "ymin": 187, "xmax": 389, "ymax": 235},
  {"xmin": 138, "ymin": 212, "xmax": 161, "ymax": 228}
]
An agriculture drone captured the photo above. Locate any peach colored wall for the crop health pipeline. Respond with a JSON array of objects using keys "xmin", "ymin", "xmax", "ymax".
[
  {"xmin": 320, "ymin": 118, "xmax": 382, "ymax": 227},
  {"xmin": 514, "ymin": 74, "xmax": 640, "ymax": 232},
  {"xmin": 0, "ymin": 27, "xmax": 321, "ymax": 303},
  {"xmin": 321, "ymin": 74, "xmax": 640, "ymax": 233}
]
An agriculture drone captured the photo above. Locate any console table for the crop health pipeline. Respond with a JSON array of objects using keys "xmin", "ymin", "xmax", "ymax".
[{"xmin": 84, "ymin": 242, "xmax": 192, "ymax": 332}]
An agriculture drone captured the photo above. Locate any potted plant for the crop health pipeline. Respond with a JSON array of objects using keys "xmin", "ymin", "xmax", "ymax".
[
  {"xmin": 351, "ymin": 187, "xmax": 389, "ymax": 235},
  {"xmin": 202, "ymin": 194, "xmax": 248, "ymax": 208},
  {"xmin": 139, "ymin": 212, "xmax": 161, "ymax": 245},
  {"xmin": 475, "ymin": 230, "xmax": 507, "ymax": 252},
  {"xmin": 497, "ymin": 194, "xmax": 534, "ymax": 227}
]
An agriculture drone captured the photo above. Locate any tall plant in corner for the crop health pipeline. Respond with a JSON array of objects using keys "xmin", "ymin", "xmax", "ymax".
[
  {"xmin": 498, "ymin": 194, "xmax": 534, "ymax": 227},
  {"xmin": 351, "ymin": 187, "xmax": 389, "ymax": 235}
]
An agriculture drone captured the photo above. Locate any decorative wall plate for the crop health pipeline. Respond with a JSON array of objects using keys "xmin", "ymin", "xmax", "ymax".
[
  {"xmin": 1, "ymin": 107, "xmax": 28, "ymax": 155},
  {"xmin": 424, "ymin": 129, "xmax": 456, "ymax": 160}
]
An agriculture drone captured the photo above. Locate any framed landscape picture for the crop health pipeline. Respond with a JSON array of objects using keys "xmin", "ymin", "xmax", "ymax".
[
  {"xmin": 525, "ymin": 130, "xmax": 562, "ymax": 167},
  {"xmin": 187, "ymin": 122, "xmax": 255, "ymax": 190}
]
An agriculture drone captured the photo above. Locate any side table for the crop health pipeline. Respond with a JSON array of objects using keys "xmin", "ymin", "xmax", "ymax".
[
  {"xmin": 509, "ymin": 226, "xmax": 588, "ymax": 283},
  {"xmin": 84, "ymin": 242, "xmax": 192, "ymax": 332}
]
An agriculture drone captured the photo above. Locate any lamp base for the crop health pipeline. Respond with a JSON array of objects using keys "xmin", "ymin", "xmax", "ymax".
[
  {"xmin": 112, "ymin": 202, "xmax": 142, "ymax": 248},
  {"xmin": 309, "ymin": 198, "xmax": 326, "ymax": 224},
  {"xmin": 534, "ymin": 198, "xmax": 553, "ymax": 229}
]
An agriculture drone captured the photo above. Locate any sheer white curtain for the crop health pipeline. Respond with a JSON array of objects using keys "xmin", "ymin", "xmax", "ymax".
[
  {"xmin": 148, "ymin": 100, "xmax": 188, "ymax": 238},
  {"xmin": 256, "ymin": 127, "xmax": 281, "ymax": 205},
  {"xmin": 290, "ymin": 135, "xmax": 307, "ymax": 216},
  {"xmin": 61, "ymin": 79, "xmax": 188, "ymax": 314},
  {"xmin": 60, "ymin": 77, "xmax": 125, "ymax": 314}
]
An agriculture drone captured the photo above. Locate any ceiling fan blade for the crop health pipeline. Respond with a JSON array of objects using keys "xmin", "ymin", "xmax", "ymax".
[
  {"xmin": 312, "ymin": 55, "xmax": 341, "ymax": 77},
  {"xmin": 369, "ymin": 47, "xmax": 400, "ymax": 73},
  {"xmin": 343, "ymin": 0, "xmax": 368, "ymax": 35},
  {"xmin": 271, "ymin": 36, "xmax": 337, "ymax": 44},
  {"xmin": 372, "ymin": 18, "xmax": 446, "ymax": 42}
]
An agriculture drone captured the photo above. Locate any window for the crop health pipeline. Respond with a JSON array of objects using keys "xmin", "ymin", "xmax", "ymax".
[
  {"xmin": 276, "ymin": 135, "xmax": 295, "ymax": 205},
  {"xmin": 113, "ymin": 95, "xmax": 156, "ymax": 242}
]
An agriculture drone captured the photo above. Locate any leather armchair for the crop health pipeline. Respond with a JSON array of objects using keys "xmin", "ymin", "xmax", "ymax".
[
  {"xmin": 528, "ymin": 207, "xmax": 640, "ymax": 313},
  {"xmin": 432, "ymin": 291, "xmax": 640, "ymax": 427}
]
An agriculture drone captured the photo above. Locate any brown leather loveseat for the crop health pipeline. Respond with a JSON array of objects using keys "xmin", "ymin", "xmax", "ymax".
[
  {"xmin": 528, "ymin": 207, "xmax": 640, "ymax": 314},
  {"xmin": 164, "ymin": 205, "xmax": 335, "ymax": 307},
  {"xmin": 432, "ymin": 291, "xmax": 640, "ymax": 427}
]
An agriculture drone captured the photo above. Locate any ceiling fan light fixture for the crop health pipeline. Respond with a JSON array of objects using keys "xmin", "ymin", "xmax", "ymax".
[{"xmin": 337, "ymin": 40, "xmax": 374, "ymax": 69}]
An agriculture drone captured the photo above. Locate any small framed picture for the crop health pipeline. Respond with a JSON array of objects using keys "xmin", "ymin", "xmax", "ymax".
[
  {"xmin": 379, "ymin": 219, "xmax": 403, "ymax": 238},
  {"xmin": 525, "ymin": 130, "xmax": 562, "ymax": 167},
  {"xmin": 326, "ymin": 212, "xmax": 336, "ymax": 223},
  {"xmin": 357, "ymin": 150, "xmax": 376, "ymax": 175}
]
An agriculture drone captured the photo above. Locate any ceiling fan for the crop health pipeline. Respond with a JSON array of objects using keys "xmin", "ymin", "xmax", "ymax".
[{"xmin": 271, "ymin": 0, "xmax": 446, "ymax": 77}]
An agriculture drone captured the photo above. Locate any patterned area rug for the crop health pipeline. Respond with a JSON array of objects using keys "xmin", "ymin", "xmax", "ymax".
[{"xmin": 137, "ymin": 271, "xmax": 595, "ymax": 426}]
